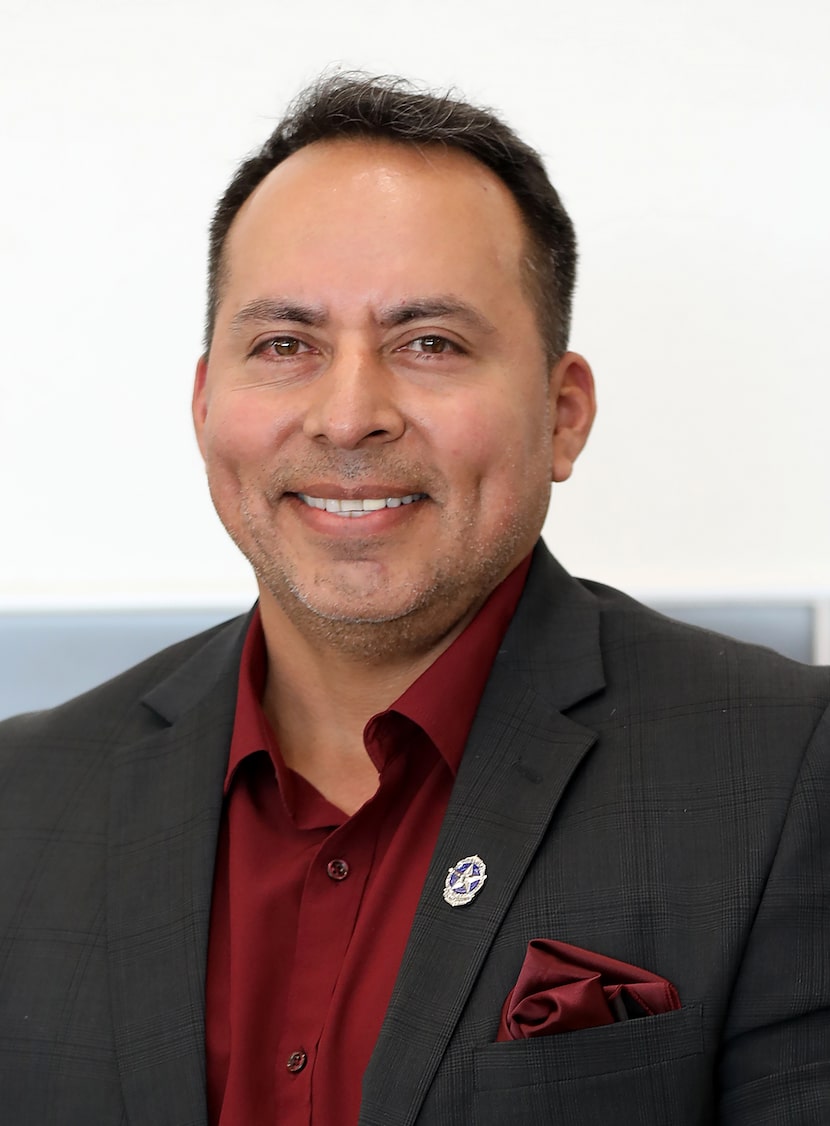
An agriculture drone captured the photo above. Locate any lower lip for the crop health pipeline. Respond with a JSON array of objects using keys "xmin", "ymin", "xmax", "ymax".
[{"xmin": 286, "ymin": 494, "xmax": 428, "ymax": 534}]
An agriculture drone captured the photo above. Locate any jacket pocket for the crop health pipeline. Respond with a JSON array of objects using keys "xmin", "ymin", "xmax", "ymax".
[{"xmin": 471, "ymin": 1004, "xmax": 710, "ymax": 1125}]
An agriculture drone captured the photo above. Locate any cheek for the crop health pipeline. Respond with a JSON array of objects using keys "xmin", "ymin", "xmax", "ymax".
[
  {"xmin": 203, "ymin": 396, "xmax": 286, "ymax": 468},
  {"xmin": 444, "ymin": 406, "xmax": 550, "ymax": 488}
]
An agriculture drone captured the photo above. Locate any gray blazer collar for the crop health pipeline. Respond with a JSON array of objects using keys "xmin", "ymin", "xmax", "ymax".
[
  {"xmin": 108, "ymin": 612, "xmax": 251, "ymax": 1126},
  {"xmin": 361, "ymin": 542, "xmax": 605, "ymax": 1126}
]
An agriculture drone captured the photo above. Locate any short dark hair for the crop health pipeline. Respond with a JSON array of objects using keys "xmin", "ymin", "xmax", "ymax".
[{"xmin": 205, "ymin": 73, "xmax": 577, "ymax": 358}]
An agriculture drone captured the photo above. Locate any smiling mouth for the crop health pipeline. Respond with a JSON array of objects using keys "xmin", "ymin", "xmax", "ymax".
[{"xmin": 296, "ymin": 492, "xmax": 427, "ymax": 517}]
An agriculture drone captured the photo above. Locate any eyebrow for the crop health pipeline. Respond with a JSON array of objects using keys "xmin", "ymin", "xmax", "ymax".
[
  {"xmin": 228, "ymin": 295, "xmax": 496, "ymax": 336},
  {"xmin": 229, "ymin": 299, "xmax": 326, "ymax": 334},
  {"xmin": 377, "ymin": 298, "xmax": 496, "ymax": 336}
]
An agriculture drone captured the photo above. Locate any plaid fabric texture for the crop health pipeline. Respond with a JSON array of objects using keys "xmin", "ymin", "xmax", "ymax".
[{"xmin": 1, "ymin": 547, "xmax": 828, "ymax": 1125}]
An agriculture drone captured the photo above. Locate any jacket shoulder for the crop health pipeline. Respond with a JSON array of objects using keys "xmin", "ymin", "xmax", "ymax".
[
  {"xmin": 0, "ymin": 611, "xmax": 250, "ymax": 751},
  {"xmin": 580, "ymin": 577, "xmax": 830, "ymax": 708}
]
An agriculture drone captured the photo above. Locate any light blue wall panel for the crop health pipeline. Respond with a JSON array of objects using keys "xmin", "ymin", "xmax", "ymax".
[
  {"xmin": 0, "ymin": 609, "xmax": 245, "ymax": 721},
  {"xmin": 0, "ymin": 602, "xmax": 819, "ymax": 722}
]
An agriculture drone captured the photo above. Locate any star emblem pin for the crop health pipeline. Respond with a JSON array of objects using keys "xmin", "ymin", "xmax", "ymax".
[{"xmin": 443, "ymin": 854, "xmax": 488, "ymax": 907}]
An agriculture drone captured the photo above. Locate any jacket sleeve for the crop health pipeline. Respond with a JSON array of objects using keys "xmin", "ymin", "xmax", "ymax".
[{"xmin": 718, "ymin": 701, "xmax": 830, "ymax": 1123}]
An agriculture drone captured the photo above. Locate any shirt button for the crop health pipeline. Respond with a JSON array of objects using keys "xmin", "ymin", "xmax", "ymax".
[
  {"xmin": 326, "ymin": 858, "xmax": 350, "ymax": 881},
  {"xmin": 286, "ymin": 1050, "xmax": 307, "ymax": 1073}
]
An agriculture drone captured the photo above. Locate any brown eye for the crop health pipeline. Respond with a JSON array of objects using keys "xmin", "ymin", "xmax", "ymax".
[
  {"xmin": 269, "ymin": 337, "xmax": 303, "ymax": 356},
  {"xmin": 409, "ymin": 335, "xmax": 455, "ymax": 354}
]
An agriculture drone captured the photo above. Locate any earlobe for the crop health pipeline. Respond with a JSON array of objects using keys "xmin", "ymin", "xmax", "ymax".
[
  {"xmin": 548, "ymin": 352, "xmax": 597, "ymax": 483},
  {"xmin": 192, "ymin": 355, "xmax": 209, "ymax": 458}
]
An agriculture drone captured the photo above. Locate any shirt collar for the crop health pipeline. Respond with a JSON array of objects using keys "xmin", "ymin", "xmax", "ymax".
[
  {"xmin": 379, "ymin": 556, "xmax": 531, "ymax": 775},
  {"xmin": 226, "ymin": 554, "xmax": 531, "ymax": 791},
  {"xmin": 225, "ymin": 611, "xmax": 272, "ymax": 795}
]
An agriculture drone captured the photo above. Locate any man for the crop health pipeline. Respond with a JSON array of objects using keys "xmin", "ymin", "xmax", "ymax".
[{"xmin": 0, "ymin": 74, "xmax": 828, "ymax": 1125}]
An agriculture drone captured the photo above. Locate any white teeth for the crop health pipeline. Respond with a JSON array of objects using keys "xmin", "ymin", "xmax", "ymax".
[{"xmin": 297, "ymin": 492, "xmax": 425, "ymax": 516}]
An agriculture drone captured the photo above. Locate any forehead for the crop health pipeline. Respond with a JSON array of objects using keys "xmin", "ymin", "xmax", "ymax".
[{"xmin": 219, "ymin": 138, "xmax": 532, "ymax": 306}]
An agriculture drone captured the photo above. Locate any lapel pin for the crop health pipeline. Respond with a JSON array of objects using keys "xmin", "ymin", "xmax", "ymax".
[{"xmin": 443, "ymin": 854, "xmax": 487, "ymax": 907}]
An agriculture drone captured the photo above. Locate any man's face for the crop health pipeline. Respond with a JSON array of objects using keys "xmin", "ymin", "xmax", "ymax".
[{"xmin": 194, "ymin": 139, "xmax": 593, "ymax": 657}]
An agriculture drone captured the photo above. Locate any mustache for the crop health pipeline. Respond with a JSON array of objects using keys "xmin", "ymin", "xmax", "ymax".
[{"xmin": 261, "ymin": 450, "xmax": 442, "ymax": 497}]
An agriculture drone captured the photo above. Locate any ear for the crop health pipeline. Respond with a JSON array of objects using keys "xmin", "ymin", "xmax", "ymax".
[
  {"xmin": 192, "ymin": 354, "xmax": 209, "ymax": 459},
  {"xmin": 548, "ymin": 352, "xmax": 596, "ymax": 483}
]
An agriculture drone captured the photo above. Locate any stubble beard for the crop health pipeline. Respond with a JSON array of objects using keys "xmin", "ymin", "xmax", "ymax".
[
  {"xmin": 210, "ymin": 443, "xmax": 549, "ymax": 663},
  {"xmin": 222, "ymin": 478, "xmax": 546, "ymax": 665},
  {"xmin": 245, "ymin": 513, "xmax": 527, "ymax": 664}
]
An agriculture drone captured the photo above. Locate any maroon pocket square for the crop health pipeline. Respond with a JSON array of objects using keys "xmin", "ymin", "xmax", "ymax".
[{"xmin": 497, "ymin": 938, "xmax": 681, "ymax": 1042}]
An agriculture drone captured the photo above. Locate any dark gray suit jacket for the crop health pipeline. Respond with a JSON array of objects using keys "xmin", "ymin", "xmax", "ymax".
[{"xmin": 1, "ymin": 546, "xmax": 829, "ymax": 1125}]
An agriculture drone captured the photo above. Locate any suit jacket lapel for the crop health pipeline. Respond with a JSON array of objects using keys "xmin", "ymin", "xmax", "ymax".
[
  {"xmin": 361, "ymin": 546, "xmax": 605, "ymax": 1126},
  {"xmin": 107, "ymin": 614, "xmax": 251, "ymax": 1126}
]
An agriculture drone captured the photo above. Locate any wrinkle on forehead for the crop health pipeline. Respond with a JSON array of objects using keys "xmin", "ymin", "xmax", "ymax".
[{"xmin": 227, "ymin": 295, "xmax": 497, "ymax": 338}]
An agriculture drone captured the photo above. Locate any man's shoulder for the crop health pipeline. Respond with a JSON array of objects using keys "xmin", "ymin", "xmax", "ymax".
[
  {"xmin": 582, "ymin": 576, "xmax": 828, "ymax": 695},
  {"xmin": 576, "ymin": 576, "xmax": 828, "ymax": 725},
  {"xmin": 519, "ymin": 547, "xmax": 829, "ymax": 707},
  {"xmin": 0, "ymin": 611, "xmax": 250, "ymax": 752}
]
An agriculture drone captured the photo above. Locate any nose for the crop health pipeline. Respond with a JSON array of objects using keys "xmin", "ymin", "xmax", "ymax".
[{"xmin": 302, "ymin": 347, "xmax": 406, "ymax": 450}]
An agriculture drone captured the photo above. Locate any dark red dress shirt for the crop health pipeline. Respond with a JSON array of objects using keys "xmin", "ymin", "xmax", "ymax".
[{"xmin": 205, "ymin": 557, "xmax": 530, "ymax": 1126}]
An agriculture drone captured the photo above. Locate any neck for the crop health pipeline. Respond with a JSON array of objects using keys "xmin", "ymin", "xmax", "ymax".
[{"xmin": 257, "ymin": 592, "xmax": 478, "ymax": 813}]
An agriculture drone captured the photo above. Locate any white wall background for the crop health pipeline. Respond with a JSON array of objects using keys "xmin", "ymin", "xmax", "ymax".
[{"xmin": 2, "ymin": 0, "xmax": 828, "ymax": 609}]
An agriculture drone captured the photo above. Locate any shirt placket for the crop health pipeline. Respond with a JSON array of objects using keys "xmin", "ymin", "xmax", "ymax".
[{"xmin": 275, "ymin": 812, "xmax": 380, "ymax": 1121}]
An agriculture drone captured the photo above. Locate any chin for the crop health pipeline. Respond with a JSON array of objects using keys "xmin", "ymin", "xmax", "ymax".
[
  {"xmin": 256, "ymin": 566, "xmax": 477, "ymax": 659},
  {"xmin": 290, "ymin": 586, "xmax": 426, "ymax": 627}
]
